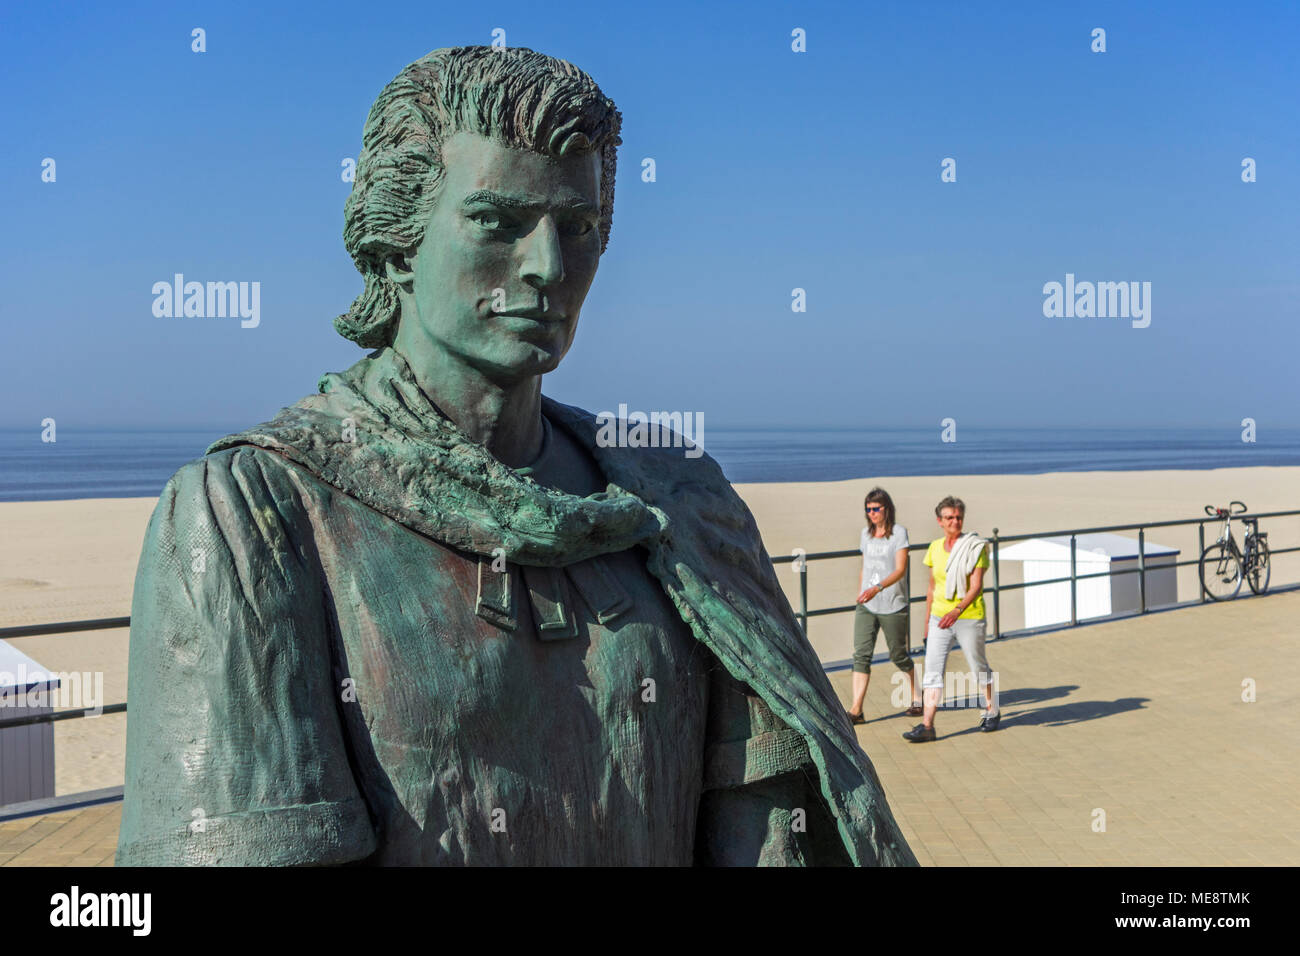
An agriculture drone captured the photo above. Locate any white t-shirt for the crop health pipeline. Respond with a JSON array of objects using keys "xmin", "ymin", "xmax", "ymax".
[{"xmin": 859, "ymin": 524, "xmax": 909, "ymax": 615}]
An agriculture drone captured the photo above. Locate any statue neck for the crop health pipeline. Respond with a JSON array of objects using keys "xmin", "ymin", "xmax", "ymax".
[{"xmin": 389, "ymin": 340, "xmax": 545, "ymax": 469}]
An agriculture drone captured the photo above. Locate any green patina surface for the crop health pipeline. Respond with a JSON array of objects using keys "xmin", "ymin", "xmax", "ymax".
[{"xmin": 117, "ymin": 44, "xmax": 916, "ymax": 866}]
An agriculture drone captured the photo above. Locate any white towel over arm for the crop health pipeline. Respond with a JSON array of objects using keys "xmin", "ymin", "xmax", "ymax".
[{"xmin": 943, "ymin": 532, "xmax": 987, "ymax": 602}]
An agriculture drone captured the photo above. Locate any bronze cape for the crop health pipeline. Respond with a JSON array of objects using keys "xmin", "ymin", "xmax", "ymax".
[
  {"xmin": 120, "ymin": 346, "xmax": 915, "ymax": 865},
  {"xmin": 199, "ymin": 348, "xmax": 914, "ymax": 865}
]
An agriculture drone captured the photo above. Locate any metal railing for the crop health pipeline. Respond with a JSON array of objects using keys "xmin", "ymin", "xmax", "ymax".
[
  {"xmin": 772, "ymin": 508, "xmax": 1300, "ymax": 646},
  {"xmin": 0, "ymin": 619, "xmax": 131, "ymax": 731},
  {"xmin": 1, "ymin": 510, "xmax": 1296, "ymax": 742}
]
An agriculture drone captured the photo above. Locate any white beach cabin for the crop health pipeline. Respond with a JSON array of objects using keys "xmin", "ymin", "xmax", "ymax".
[
  {"xmin": 1000, "ymin": 533, "xmax": 1179, "ymax": 629},
  {"xmin": 0, "ymin": 640, "xmax": 59, "ymax": 806}
]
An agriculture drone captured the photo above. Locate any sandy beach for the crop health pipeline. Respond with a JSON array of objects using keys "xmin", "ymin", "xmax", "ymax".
[{"xmin": 2, "ymin": 466, "xmax": 1296, "ymax": 796}]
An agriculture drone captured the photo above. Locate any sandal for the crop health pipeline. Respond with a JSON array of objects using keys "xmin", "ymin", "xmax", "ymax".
[
  {"xmin": 904, "ymin": 703, "xmax": 924, "ymax": 717},
  {"xmin": 846, "ymin": 709, "xmax": 866, "ymax": 725}
]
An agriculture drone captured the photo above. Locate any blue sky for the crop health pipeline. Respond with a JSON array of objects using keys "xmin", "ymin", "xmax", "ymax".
[{"xmin": 2, "ymin": 0, "xmax": 1296, "ymax": 430}]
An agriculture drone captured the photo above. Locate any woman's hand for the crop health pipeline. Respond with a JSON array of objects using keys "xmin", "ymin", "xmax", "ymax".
[
  {"xmin": 857, "ymin": 585, "xmax": 880, "ymax": 604},
  {"xmin": 938, "ymin": 609, "xmax": 960, "ymax": 629}
]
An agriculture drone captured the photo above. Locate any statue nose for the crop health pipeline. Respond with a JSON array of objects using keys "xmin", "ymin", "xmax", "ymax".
[{"xmin": 519, "ymin": 216, "xmax": 565, "ymax": 289}]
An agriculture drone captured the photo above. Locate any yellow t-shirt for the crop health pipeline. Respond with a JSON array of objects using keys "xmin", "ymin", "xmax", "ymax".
[{"xmin": 925, "ymin": 538, "xmax": 989, "ymax": 620}]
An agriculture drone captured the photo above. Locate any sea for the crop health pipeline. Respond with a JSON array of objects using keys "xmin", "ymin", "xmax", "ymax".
[{"xmin": 2, "ymin": 426, "xmax": 1298, "ymax": 502}]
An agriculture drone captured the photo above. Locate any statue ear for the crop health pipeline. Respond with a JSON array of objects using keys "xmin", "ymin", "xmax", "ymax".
[{"xmin": 385, "ymin": 253, "xmax": 416, "ymax": 287}]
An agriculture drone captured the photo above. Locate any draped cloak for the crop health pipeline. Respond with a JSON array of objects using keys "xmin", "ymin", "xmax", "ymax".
[{"xmin": 116, "ymin": 346, "xmax": 916, "ymax": 866}]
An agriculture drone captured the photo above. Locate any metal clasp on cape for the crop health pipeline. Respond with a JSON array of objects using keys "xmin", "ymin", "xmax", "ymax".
[{"xmin": 475, "ymin": 554, "xmax": 632, "ymax": 639}]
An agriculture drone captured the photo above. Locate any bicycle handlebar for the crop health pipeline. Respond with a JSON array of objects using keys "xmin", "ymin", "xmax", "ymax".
[{"xmin": 1230, "ymin": 501, "xmax": 1247, "ymax": 514}]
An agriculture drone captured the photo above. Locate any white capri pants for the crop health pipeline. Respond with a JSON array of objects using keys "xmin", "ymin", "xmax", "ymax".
[{"xmin": 922, "ymin": 615, "xmax": 993, "ymax": 691}]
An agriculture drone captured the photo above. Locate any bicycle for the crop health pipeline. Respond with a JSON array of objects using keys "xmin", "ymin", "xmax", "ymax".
[{"xmin": 1199, "ymin": 501, "xmax": 1270, "ymax": 601}]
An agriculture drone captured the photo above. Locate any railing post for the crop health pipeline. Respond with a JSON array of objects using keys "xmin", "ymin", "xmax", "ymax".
[
  {"xmin": 1138, "ymin": 527, "xmax": 1147, "ymax": 613},
  {"xmin": 991, "ymin": 528, "xmax": 1001, "ymax": 640},
  {"xmin": 1070, "ymin": 533, "xmax": 1078, "ymax": 627},
  {"xmin": 798, "ymin": 561, "xmax": 808, "ymax": 636},
  {"xmin": 1198, "ymin": 522, "xmax": 1206, "ymax": 603}
]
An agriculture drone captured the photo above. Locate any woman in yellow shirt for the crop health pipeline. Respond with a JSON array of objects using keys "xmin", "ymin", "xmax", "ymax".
[{"xmin": 902, "ymin": 496, "xmax": 1000, "ymax": 741}]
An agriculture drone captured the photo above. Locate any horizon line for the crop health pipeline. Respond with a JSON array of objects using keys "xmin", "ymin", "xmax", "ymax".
[{"xmin": 2, "ymin": 423, "xmax": 1299, "ymax": 434}]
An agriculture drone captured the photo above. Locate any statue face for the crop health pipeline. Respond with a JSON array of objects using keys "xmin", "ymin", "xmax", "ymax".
[{"xmin": 392, "ymin": 130, "xmax": 604, "ymax": 384}]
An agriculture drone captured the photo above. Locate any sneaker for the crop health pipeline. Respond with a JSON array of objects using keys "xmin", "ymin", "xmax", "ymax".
[
  {"xmin": 980, "ymin": 711, "xmax": 1001, "ymax": 732},
  {"xmin": 902, "ymin": 723, "xmax": 936, "ymax": 742}
]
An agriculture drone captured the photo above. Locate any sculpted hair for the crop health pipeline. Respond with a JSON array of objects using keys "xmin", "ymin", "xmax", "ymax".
[
  {"xmin": 864, "ymin": 486, "xmax": 896, "ymax": 539},
  {"xmin": 335, "ymin": 46, "xmax": 623, "ymax": 348},
  {"xmin": 935, "ymin": 496, "xmax": 966, "ymax": 518}
]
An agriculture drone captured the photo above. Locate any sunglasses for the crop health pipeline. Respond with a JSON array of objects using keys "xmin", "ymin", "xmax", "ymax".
[{"xmin": 866, "ymin": 505, "xmax": 884, "ymax": 513}]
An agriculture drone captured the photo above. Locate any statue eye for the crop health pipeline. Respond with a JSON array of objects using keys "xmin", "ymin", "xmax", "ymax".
[
  {"xmin": 560, "ymin": 218, "xmax": 594, "ymax": 237},
  {"xmin": 469, "ymin": 210, "xmax": 515, "ymax": 232}
]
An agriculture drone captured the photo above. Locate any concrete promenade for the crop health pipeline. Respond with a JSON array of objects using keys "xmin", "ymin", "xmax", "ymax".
[{"xmin": 2, "ymin": 590, "xmax": 1297, "ymax": 866}]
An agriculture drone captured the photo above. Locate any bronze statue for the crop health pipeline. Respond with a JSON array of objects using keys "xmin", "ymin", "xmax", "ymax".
[{"xmin": 116, "ymin": 46, "xmax": 915, "ymax": 866}]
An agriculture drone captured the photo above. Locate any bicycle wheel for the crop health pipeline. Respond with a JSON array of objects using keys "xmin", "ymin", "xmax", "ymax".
[
  {"xmin": 1247, "ymin": 539, "xmax": 1271, "ymax": 595},
  {"xmin": 1200, "ymin": 543, "xmax": 1242, "ymax": 600}
]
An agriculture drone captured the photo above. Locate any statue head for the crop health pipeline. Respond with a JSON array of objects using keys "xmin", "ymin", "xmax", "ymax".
[{"xmin": 335, "ymin": 46, "xmax": 623, "ymax": 371}]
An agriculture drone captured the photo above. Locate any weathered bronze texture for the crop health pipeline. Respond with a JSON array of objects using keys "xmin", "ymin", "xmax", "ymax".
[{"xmin": 117, "ymin": 46, "xmax": 916, "ymax": 867}]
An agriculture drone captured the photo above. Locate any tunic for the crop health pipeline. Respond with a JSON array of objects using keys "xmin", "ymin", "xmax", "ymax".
[
  {"xmin": 116, "ymin": 345, "xmax": 913, "ymax": 867},
  {"xmin": 116, "ymin": 421, "xmax": 843, "ymax": 865}
]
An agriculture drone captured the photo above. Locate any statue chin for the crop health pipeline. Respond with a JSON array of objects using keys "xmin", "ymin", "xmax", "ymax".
[
  {"xmin": 456, "ymin": 350, "xmax": 560, "ymax": 388},
  {"xmin": 487, "ymin": 336, "xmax": 571, "ymax": 380}
]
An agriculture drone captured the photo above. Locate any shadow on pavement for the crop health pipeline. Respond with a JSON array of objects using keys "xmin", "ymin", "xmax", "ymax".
[{"xmin": 930, "ymin": 695, "xmax": 1150, "ymax": 739}]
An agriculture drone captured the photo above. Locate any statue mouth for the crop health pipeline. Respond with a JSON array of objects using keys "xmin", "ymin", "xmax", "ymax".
[{"xmin": 494, "ymin": 309, "xmax": 567, "ymax": 324}]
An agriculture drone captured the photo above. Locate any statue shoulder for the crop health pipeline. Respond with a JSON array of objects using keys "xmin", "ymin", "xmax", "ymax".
[
  {"xmin": 156, "ymin": 444, "xmax": 303, "ymax": 518},
  {"xmin": 139, "ymin": 444, "xmax": 319, "ymax": 594}
]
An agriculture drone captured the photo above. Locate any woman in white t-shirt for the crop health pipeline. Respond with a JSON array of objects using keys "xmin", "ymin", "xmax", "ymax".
[{"xmin": 846, "ymin": 487, "xmax": 922, "ymax": 723}]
